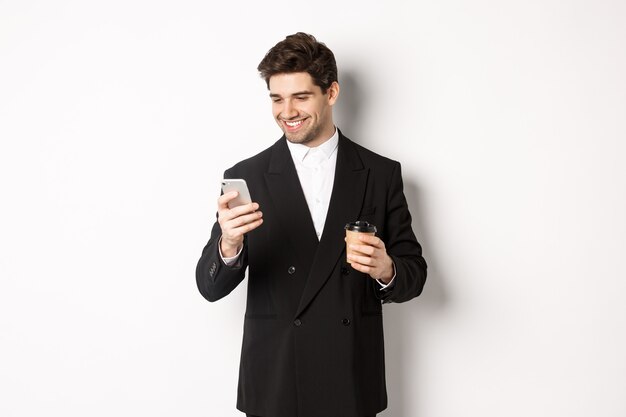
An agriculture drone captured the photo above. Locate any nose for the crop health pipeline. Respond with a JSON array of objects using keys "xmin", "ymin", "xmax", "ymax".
[{"xmin": 281, "ymin": 100, "xmax": 298, "ymax": 119}]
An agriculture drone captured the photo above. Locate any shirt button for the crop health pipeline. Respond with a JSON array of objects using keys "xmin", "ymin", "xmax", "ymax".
[
  {"xmin": 342, "ymin": 318, "xmax": 351, "ymax": 326},
  {"xmin": 294, "ymin": 319, "xmax": 302, "ymax": 326},
  {"xmin": 288, "ymin": 266, "xmax": 296, "ymax": 275}
]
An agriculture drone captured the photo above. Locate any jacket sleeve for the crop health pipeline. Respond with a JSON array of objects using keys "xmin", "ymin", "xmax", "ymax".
[
  {"xmin": 376, "ymin": 162, "xmax": 427, "ymax": 303},
  {"xmin": 196, "ymin": 218, "xmax": 248, "ymax": 302}
]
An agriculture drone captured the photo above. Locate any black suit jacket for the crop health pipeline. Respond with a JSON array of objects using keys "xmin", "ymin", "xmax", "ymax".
[{"xmin": 197, "ymin": 132, "xmax": 427, "ymax": 417}]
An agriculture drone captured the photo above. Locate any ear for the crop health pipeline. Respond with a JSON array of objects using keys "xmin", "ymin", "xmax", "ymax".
[{"xmin": 327, "ymin": 81, "xmax": 340, "ymax": 105}]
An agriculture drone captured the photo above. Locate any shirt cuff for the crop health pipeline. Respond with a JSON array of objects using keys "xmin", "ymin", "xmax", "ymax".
[
  {"xmin": 376, "ymin": 261, "xmax": 397, "ymax": 289},
  {"xmin": 218, "ymin": 237, "xmax": 243, "ymax": 266}
]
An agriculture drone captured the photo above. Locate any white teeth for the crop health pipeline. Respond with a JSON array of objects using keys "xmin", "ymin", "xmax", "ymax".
[{"xmin": 286, "ymin": 120, "xmax": 303, "ymax": 127}]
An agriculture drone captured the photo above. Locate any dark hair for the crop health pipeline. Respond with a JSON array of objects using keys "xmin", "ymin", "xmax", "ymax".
[{"xmin": 257, "ymin": 32, "xmax": 338, "ymax": 93}]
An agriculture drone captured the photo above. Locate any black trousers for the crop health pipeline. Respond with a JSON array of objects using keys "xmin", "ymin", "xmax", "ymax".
[{"xmin": 246, "ymin": 415, "xmax": 376, "ymax": 417}]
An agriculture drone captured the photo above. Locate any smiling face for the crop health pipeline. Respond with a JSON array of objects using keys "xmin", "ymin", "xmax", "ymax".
[{"xmin": 269, "ymin": 72, "xmax": 339, "ymax": 147}]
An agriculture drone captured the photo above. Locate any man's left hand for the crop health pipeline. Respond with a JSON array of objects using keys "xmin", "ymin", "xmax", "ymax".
[{"xmin": 346, "ymin": 234, "xmax": 394, "ymax": 284}]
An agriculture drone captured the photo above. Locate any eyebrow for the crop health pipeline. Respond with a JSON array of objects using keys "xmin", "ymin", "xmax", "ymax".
[{"xmin": 269, "ymin": 90, "xmax": 315, "ymax": 98}]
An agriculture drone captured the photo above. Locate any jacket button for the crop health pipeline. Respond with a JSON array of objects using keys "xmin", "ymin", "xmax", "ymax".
[
  {"xmin": 342, "ymin": 318, "xmax": 351, "ymax": 326},
  {"xmin": 288, "ymin": 266, "xmax": 296, "ymax": 275},
  {"xmin": 341, "ymin": 266, "xmax": 350, "ymax": 275},
  {"xmin": 294, "ymin": 319, "xmax": 302, "ymax": 326}
]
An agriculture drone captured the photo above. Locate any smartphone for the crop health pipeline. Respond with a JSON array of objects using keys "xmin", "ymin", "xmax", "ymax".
[{"xmin": 221, "ymin": 179, "xmax": 252, "ymax": 209}]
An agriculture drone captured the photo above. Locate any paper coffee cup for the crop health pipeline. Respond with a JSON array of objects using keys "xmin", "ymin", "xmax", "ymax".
[{"xmin": 344, "ymin": 221, "xmax": 377, "ymax": 264}]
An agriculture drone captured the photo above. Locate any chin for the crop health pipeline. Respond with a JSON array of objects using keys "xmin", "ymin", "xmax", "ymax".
[{"xmin": 285, "ymin": 133, "xmax": 312, "ymax": 144}]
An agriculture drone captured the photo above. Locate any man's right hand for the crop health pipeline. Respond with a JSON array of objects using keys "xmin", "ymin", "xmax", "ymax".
[{"xmin": 218, "ymin": 191, "xmax": 263, "ymax": 258}]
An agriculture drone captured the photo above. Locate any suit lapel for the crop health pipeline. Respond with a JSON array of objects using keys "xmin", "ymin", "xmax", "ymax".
[
  {"xmin": 264, "ymin": 138, "xmax": 319, "ymax": 268},
  {"xmin": 295, "ymin": 134, "xmax": 368, "ymax": 317}
]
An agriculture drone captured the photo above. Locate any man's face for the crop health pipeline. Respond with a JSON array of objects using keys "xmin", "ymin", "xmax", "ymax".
[{"xmin": 269, "ymin": 72, "xmax": 339, "ymax": 147}]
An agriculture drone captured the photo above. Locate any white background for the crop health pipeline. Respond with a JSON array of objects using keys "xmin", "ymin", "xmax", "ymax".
[{"xmin": 1, "ymin": 1, "xmax": 625, "ymax": 416}]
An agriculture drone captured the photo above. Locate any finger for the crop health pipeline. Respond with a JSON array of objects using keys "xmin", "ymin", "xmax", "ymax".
[
  {"xmin": 218, "ymin": 202, "xmax": 260, "ymax": 223},
  {"xmin": 347, "ymin": 252, "xmax": 375, "ymax": 266},
  {"xmin": 226, "ymin": 211, "xmax": 263, "ymax": 229},
  {"xmin": 348, "ymin": 259, "xmax": 373, "ymax": 275},
  {"xmin": 218, "ymin": 191, "xmax": 239, "ymax": 209},
  {"xmin": 230, "ymin": 218, "xmax": 264, "ymax": 236},
  {"xmin": 229, "ymin": 202, "xmax": 260, "ymax": 217},
  {"xmin": 358, "ymin": 234, "xmax": 383, "ymax": 247},
  {"xmin": 349, "ymin": 243, "xmax": 375, "ymax": 256}
]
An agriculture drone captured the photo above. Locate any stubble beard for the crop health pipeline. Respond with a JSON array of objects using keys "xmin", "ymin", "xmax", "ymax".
[{"xmin": 283, "ymin": 120, "xmax": 324, "ymax": 146}]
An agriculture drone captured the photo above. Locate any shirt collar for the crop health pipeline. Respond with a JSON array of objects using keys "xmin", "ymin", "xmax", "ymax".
[{"xmin": 286, "ymin": 127, "xmax": 339, "ymax": 163}]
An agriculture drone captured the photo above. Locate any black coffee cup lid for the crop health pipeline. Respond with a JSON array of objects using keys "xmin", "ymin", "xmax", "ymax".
[{"xmin": 344, "ymin": 221, "xmax": 377, "ymax": 233}]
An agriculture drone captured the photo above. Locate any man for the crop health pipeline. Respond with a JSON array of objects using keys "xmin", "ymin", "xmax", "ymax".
[{"xmin": 196, "ymin": 32, "xmax": 427, "ymax": 417}]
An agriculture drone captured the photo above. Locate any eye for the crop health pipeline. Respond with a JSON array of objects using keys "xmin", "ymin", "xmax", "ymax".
[
  {"xmin": 272, "ymin": 98, "xmax": 283, "ymax": 103},
  {"xmin": 295, "ymin": 96, "xmax": 308, "ymax": 101}
]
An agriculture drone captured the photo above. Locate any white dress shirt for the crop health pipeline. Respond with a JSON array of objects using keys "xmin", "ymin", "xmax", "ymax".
[{"xmin": 285, "ymin": 129, "xmax": 339, "ymax": 240}]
